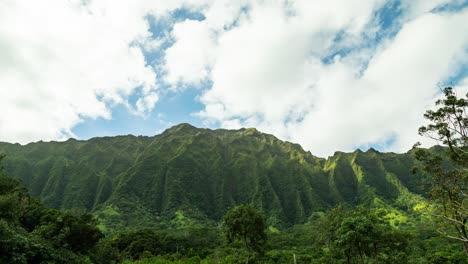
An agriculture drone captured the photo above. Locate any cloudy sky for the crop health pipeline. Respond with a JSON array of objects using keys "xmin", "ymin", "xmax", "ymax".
[{"xmin": 0, "ymin": 0, "xmax": 467, "ymax": 156}]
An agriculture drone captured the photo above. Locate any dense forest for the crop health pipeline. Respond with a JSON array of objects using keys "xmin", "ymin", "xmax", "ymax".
[{"xmin": 0, "ymin": 88, "xmax": 466, "ymax": 263}]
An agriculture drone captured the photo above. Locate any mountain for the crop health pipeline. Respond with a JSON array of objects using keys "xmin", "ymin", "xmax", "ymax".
[{"xmin": 0, "ymin": 123, "xmax": 427, "ymax": 230}]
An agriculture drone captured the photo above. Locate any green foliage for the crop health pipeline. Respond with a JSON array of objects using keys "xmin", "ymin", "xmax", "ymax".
[
  {"xmin": 0, "ymin": 156, "xmax": 103, "ymax": 263},
  {"xmin": 91, "ymin": 226, "xmax": 223, "ymax": 263},
  {"xmin": 311, "ymin": 207, "xmax": 410, "ymax": 264},
  {"xmin": 114, "ymin": 229, "xmax": 163, "ymax": 260},
  {"xmin": 35, "ymin": 209, "xmax": 103, "ymax": 254},
  {"xmin": 223, "ymin": 205, "xmax": 267, "ymax": 263},
  {"xmin": 0, "ymin": 153, "xmax": 5, "ymax": 176},
  {"xmin": 0, "ymin": 123, "xmax": 438, "ymax": 230},
  {"xmin": 415, "ymin": 87, "xmax": 468, "ymax": 253},
  {"xmin": 1, "ymin": 124, "xmax": 468, "ymax": 263}
]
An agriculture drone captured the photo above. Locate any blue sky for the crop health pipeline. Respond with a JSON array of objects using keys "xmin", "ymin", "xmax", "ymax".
[
  {"xmin": 72, "ymin": 87, "xmax": 205, "ymax": 138},
  {"xmin": 1, "ymin": 0, "xmax": 467, "ymax": 156}
]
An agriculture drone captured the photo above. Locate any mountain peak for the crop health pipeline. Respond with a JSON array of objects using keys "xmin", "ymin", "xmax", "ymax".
[
  {"xmin": 172, "ymin": 123, "xmax": 197, "ymax": 129},
  {"xmin": 366, "ymin": 147, "xmax": 380, "ymax": 153},
  {"xmin": 164, "ymin": 123, "xmax": 198, "ymax": 134},
  {"xmin": 241, "ymin": 127, "xmax": 260, "ymax": 135}
]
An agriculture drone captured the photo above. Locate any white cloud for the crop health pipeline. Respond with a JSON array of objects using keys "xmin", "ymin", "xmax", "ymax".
[
  {"xmin": 163, "ymin": 0, "xmax": 468, "ymax": 156},
  {"xmin": 400, "ymin": 0, "xmax": 454, "ymax": 19},
  {"xmin": 0, "ymin": 0, "xmax": 211, "ymax": 143},
  {"xmin": 163, "ymin": 19, "xmax": 216, "ymax": 87},
  {"xmin": 195, "ymin": 0, "xmax": 385, "ymax": 122},
  {"xmin": 162, "ymin": 0, "xmax": 249, "ymax": 88},
  {"xmin": 135, "ymin": 92, "xmax": 160, "ymax": 116}
]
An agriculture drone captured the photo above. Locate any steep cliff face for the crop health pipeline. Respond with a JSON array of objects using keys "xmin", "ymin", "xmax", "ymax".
[
  {"xmin": 0, "ymin": 135, "xmax": 152, "ymax": 210},
  {"xmin": 0, "ymin": 124, "xmax": 426, "ymax": 229}
]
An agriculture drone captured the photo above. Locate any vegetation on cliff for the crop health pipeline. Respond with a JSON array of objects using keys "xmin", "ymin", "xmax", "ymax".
[{"xmin": 0, "ymin": 87, "xmax": 466, "ymax": 263}]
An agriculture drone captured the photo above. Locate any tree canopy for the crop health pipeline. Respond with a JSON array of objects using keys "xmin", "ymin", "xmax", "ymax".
[
  {"xmin": 223, "ymin": 204, "xmax": 267, "ymax": 263},
  {"xmin": 415, "ymin": 87, "xmax": 468, "ymax": 254}
]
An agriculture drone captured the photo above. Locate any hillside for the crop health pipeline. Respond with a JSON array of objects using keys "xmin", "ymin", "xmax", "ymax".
[{"xmin": 0, "ymin": 123, "xmax": 427, "ymax": 230}]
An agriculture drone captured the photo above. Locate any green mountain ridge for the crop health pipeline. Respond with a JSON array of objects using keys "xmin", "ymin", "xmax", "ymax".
[{"xmin": 0, "ymin": 123, "xmax": 428, "ymax": 230}]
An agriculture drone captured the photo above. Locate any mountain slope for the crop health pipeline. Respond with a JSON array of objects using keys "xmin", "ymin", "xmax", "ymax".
[{"xmin": 0, "ymin": 124, "xmax": 427, "ymax": 229}]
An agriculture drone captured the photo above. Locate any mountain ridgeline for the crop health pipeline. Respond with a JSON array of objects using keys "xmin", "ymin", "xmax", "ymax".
[{"xmin": 0, "ymin": 124, "xmax": 427, "ymax": 230}]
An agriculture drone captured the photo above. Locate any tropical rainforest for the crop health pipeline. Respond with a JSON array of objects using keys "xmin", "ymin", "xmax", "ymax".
[{"xmin": 0, "ymin": 88, "xmax": 466, "ymax": 263}]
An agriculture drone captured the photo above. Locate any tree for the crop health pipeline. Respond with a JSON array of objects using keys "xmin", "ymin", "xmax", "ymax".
[
  {"xmin": 223, "ymin": 204, "xmax": 267, "ymax": 264},
  {"xmin": 36, "ymin": 209, "xmax": 104, "ymax": 254},
  {"xmin": 315, "ymin": 207, "xmax": 409, "ymax": 264},
  {"xmin": 0, "ymin": 153, "xmax": 4, "ymax": 176},
  {"xmin": 415, "ymin": 87, "xmax": 468, "ymax": 253},
  {"xmin": 0, "ymin": 154, "xmax": 104, "ymax": 263}
]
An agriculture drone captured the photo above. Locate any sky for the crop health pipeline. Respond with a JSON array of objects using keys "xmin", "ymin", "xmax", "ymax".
[{"xmin": 0, "ymin": 0, "xmax": 467, "ymax": 157}]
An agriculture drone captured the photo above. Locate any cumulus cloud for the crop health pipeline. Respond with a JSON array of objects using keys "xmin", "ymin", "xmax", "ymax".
[
  {"xmin": 163, "ymin": 19, "xmax": 216, "ymax": 87},
  {"xmin": 163, "ymin": 0, "xmax": 468, "ymax": 156},
  {"xmin": 0, "ymin": 0, "xmax": 209, "ymax": 143}
]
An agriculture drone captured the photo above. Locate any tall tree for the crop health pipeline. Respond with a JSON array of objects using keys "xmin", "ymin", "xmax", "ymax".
[
  {"xmin": 415, "ymin": 87, "xmax": 468, "ymax": 253},
  {"xmin": 223, "ymin": 204, "xmax": 267, "ymax": 264}
]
